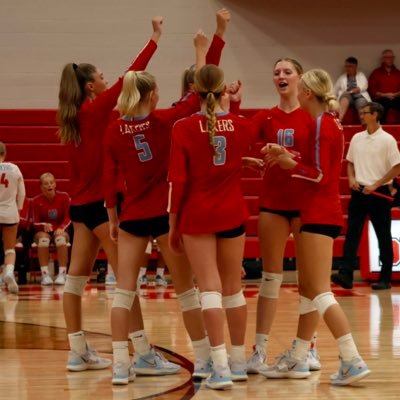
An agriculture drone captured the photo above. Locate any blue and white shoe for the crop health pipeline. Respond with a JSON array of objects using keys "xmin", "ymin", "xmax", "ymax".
[
  {"xmin": 112, "ymin": 362, "xmax": 135, "ymax": 385},
  {"xmin": 137, "ymin": 275, "xmax": 148, "ymax": 287},
  {"xmin": 192, "ymin": 358, "xmax": 212, "ymax": 379},
  {"xmin": 260, "ymin": 351, "xmax": 310, "ymax": 379},
  {"xmin": 133, "ymin": 348, "xmax": 180, "ymax": 375},
  {"xmin": 105, "ymin": 273, "xmax": 117, "ymax": 285},
  {"xmin": 230, "ymin": 361, "xmax": 248, "ymax": 381},
  {"xmin": 307, "ymin": 347, "xmax": 321, "ymax": 371},
  {"xmin": 247, "ymin": 345, "xmax": 267, "ymax": 374},
  {"xmin": 330, "ymin": 357, "xmax": 370, "ymax": 386},
  {"xmin": 155, "ymin": 274, "xmax": 168, "ymax": 287},
  {"xmin": 205, "ymin": 366, "xmax": 233, "ymax": 390},
  {"xmin": 67, "ymin": 347, "xmax": 112, "ymax": 371}
]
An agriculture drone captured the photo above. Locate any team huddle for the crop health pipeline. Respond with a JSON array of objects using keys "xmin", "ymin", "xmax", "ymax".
[{"xmin": 0, "ymin": 9, "xmax": 373, "ymax": 391}]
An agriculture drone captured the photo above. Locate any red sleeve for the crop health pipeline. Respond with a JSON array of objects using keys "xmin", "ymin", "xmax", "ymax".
[
  {"xmin": 290, "ymin": 115, "xmax": 329, "ymax": 184},
  {"xmin": 157, "ymin": 91, "xmax": 200, "ymax": 129},
  {"xmin": 168, "ymin": 122, "xmax": 188, "ymax": 213},
  {"xmin": 368, "ymin": 69, "xmax": 379, "ymax": 99},
  {"xmin": 31, "ymin": 197, "xmax": 45, "ymax": 231},
  {"xmin": 103, "ymin": 124, "xmax": 120, "ymax": 209},
  {"xmin": 206, "ymin": 34, "xmax": 225, "ymax": 66},
  {"xmin": 87, "ymin": 39, "xmax": 158, "ymax": 115},
  {"xmin": 58, "ymin": 193, "xmax": 71, "ymax": 230}
]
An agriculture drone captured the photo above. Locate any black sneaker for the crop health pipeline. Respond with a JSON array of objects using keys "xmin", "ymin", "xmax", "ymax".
[
  {"xmin": 331, "ymin": 272, "xmax": 353, "ymax": 289},
  {"xmin": 371, "ymin": 281, "xmax": 391, "ymax": 290}
]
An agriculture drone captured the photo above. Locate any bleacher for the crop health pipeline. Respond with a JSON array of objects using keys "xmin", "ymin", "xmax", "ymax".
[{"xmin": 2, "ymin": 109, "xmax": 400, "ymax": 267}]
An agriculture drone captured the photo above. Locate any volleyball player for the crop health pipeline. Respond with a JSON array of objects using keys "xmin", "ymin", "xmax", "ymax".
[
  {"xmin": 0, "ymin": 142, "xmax": 25, "ymax": 294},
  {"xmin": 261, "ymin": 69, "xmax": 370, "ymax": 386}
]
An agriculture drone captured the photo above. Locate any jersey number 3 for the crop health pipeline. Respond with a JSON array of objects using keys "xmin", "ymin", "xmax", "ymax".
[
  {"xmin": 133, "ymin": 134, "xmax": 153, "ymax": 162},
  {"xmin": 0, "ymin": 173, "xmax": 9, "ymax": 188},
  {"xmin": 213, "ymin": 136, "xmax": 226, "ymax": 166}
]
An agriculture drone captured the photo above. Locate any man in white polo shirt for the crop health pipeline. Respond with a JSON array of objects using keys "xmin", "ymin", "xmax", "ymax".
[{"xmin": 332, "ymin": 102, "xmax": 400, "ymax": 290}]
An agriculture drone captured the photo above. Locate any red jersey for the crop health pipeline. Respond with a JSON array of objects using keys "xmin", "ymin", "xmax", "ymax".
[
  {"xmin": 103, "ymin": 93, "xmax": 199, "ymax": 221},
  {"xmin": 168, "ymin": 112, "xmax": 258, "ymax": 234},
  {"xmin": 368, "ymin": 65, "xmax": 400, "ymax": 99},
  {"xmin": 31, "ymin": 191, "xmax": 71, "ymax": 232},
  {"xmin": 66, "ymin": 39, "xmax": 157, "ymax": 206},
  {"xmin": 290, "ymin": 112, "xmax": 344, "ymax": 226},
  {"xmin": 255, "ymin": 107, "xmax": 313, "ymax": 210}
]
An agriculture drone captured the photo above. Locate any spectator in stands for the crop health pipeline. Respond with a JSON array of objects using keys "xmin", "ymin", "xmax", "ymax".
[
  {"xmin": 332, "ymin": 102, "xmax": 400, "ymax": 290},
  {"xmin": 334, "ymin": 56, "xmax": 371, "ymax": 122},
  {"xmin": 137, "ymin": 241, "xmax": 168, "ymax": 287},
  {"xmin": 263, "ymin": 69, "xmax": 370, "ymax": 386},
  {"xmin": 31, "ymin": 172, "xmax": 71, "ymax": 285},
  {"xmin": 368, "ymin": 49, "xmax": 400, "ymax": 123},
  {"xmin": 0, "ymin": 142, "xmax": 25, "ymax": 293}
]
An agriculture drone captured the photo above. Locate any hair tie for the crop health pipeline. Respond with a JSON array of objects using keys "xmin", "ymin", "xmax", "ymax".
[{"xmin": 72, "ymin": 63, "xmax": 78, "ymax": 71}]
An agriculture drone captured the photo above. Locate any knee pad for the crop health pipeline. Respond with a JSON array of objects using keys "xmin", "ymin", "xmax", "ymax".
[
  {"xmin": 54, "ymin": 235, "xmax": 67, "ymax": 247},
  {"xmin": 64, "ymin": 275, "xmax": 88, "ymax": 296},
  {"xmin": 222, "ymin": 290, "xmax": 246, "ymax": 309},
  {"xmin": 259, "ymin": 272, "xmax": 283, "ymax": 299},
  {"xmin": 299, "ymin": 296, "xmax": 317, "ymax": 315},
  {"xmin": 313, "ymin": 292, "xmax": 338, "ymax": 316},
  {"xmin": 4, "ymin": 249, "xmax": 16, "ymax": 256},
  {"xmin": 200, "ymin": 291, "xmax": 222, "ymax": 311},
  {"xmin": 112, "ymin": 288, "xmax": 136, "ymax": 311},
  {"xmin": 177, "ymin": 288, "xmax": 200, "ymax": 312},
  {"xmin": 38, "ymin": 237, "xmax": 50, "ymax": 248}
]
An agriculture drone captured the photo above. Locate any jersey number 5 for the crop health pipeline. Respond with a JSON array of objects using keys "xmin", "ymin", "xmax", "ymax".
[
  {"xmin": 133, "ymin": 134, "xmax": 153, "ymax": 162},
  {"xmin": 0, "ymin": 173, "xmax": 9, "ymax": 188},
  {"xmin": 213, "ymin": 136, "xmax": 226, "ymax": 166},
  {"xmin": 277, "ymin": 128, "xmax": 294, "ymax": 147}
]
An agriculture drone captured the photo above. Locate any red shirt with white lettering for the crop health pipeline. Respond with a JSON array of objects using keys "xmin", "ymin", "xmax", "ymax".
[
  {"xmin": 290, "ymin": 112, "xmax": 344, "ymax": 226},
  {"xmin": 66, "ymin": 39, "xmax": 158, "ymax": 206},
  {"xmin": 168, "ymin": 112, "xmax": 258, "ymax": 234},
  {"xmin": 103, "ymin": 93, "xmax": 199, "ymax": 221},
  {"xmin": 255, "ymin": 107, "xmax": 313, "ymax": 210}
]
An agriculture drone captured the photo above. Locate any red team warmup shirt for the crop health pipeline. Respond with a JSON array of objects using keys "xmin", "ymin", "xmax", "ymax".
[
  {"xmin": 66, "ymin": 39, "xmax": 158, "ymax": 206},
  {"xmin": 103, "ymin": 93, "xmax": 200, "ymax": 221},
  {"xmin": 31, "ymin": 191, "xmax": 71, "ymax": 232},
  {"xmin": 168, "ymin": 112, "xmax": 257, "ymax": 234},
  {"xmin": 253, "ymin": 107, "xmax": 313, "ymax": 211},
  {"xmin": 290, "ymin": 112, "xmax": 344, "ymax": 227}
]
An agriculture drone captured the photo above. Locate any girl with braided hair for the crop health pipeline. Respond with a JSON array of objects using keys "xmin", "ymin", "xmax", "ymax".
[{"xmin": 168, "ymin": 64, "xmax": 257, "ymax": 390}]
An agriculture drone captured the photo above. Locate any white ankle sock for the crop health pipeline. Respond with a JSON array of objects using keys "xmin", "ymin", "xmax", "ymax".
[
  {"xmin": 68, "ymin": 331, "xmax": 87, "ymax": 355},
  {"xmin": 129, "ymin": 330, "xmax": 151, "ymax": 355}
]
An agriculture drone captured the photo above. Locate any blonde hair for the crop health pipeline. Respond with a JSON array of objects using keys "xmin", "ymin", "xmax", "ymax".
[
  {"xmin": 40, "ymin": 172, "xmax": 55, "ymax": 184},
  {"xmin": 0, "ymin": 142, "xmax": 6, "ymax": 157},
  {"xmin": 181, "ymin": 64, "xmax": 196, "ymax": 96},
  {"xmin": 57, "ymin": 63, "xmax": 97, "ymax": 144},
  {"xmin": 301, "ymin": 69, "xmax": 339, "ymax": 112},
  {"xmin": 194, "ymin": 65, "xmax": 225, "ymax": 153},
  {"xmin": 117, "ymin": 71, "xmax": 156, "ymax": 117}
]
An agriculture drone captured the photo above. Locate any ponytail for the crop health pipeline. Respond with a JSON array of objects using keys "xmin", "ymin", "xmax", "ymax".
[
  {"xmin": 205, "ymin": 92, "xmax": 217, "ymax": 153},
  {"xmin": 57, "ymin": 62, "xmax": 96, "ymax": 144},
  {"xmin": 117, "ymin": 71, "xmax": 156, "ymax": 117}
]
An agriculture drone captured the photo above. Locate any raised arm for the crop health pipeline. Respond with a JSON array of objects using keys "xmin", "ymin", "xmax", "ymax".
[{"xmin": 206, "ymin": 8, "xmax": 230, "ymax": 65}]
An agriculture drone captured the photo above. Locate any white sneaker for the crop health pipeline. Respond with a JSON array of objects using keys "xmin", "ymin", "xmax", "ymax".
[
  {"xmin": 260, "ymin": 351, "xmax": 311, "ymax": 379},
  {"xmin": 307, "ymin": 347, "xmax": 321, "ymax": 371},
  {"xmin": 330, "ymin": 357, "xmax": 370, "ymax": 386},
  {"xmin": 155, "ymin": 275, "xmax": 168, "ymax": 287},
  {"xmin": 193, "ymin": 358, "xmax": 212, "ymax": 379},
  {"xmin": 41, "ymin": 274, "xmax": 53, "ymax": 286},
  {"xmin": 230, "ymin": 361, "xmax": 248, "ymax": 381},
  {"xmin": 247, "ymin": 345, "xmax": 267, "ymax": 374},
  {"xmin": 112, "ymin": 362, "xmax": 135, "ymax": 385},
  {"xmin": 3, "ymin": 272, "xmax": 19, "ymax": 294},
  {"xmin": 137, "ymin": 275, "xmax": 148, "ymax": 287},
  {"xmin": 105, "ymin": 273, "xmax": 117, "ymax": 285},
  {"xmin": 54, "ymin": 273, "xmax": 66, "ymax": 285},
  {"xmin": 205, "ymin": 365, "xmax": 233, "ymax": 390},
  {"xmin": 133, "ymin": 348, "xmax": 181, "ymax": 375},
  {"xmin": 67, "ymin": 347, "xmax": 112, "ymax": 371}
]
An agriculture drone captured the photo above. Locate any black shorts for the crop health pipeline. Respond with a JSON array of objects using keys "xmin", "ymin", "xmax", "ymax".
[
  {"xmin": 260, "ymin": 207, "xmax": 300, "ymax": 221},
  {"xmin": 216, "ymin": 224, "xmax": 245, "ymax": 239},
  {"xmin": 0, "ymin": 223, "xmax": 18, "ymax": 228},
  {"xmin": 69, "ymin": 200, "xmax": 109, "ymax": 231},
  {"xmin": 119, "ymin": 215, "xmax": 169, "ymax": 239},
  {"xmin": 300, "ymin": 224, "xmax": 342, "ymax": 239}
]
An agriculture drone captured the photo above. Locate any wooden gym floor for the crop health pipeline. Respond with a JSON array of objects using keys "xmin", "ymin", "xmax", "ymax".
[{"xmin": 1, "ymin": 275, "xmax": 400, "ymax": 400}]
